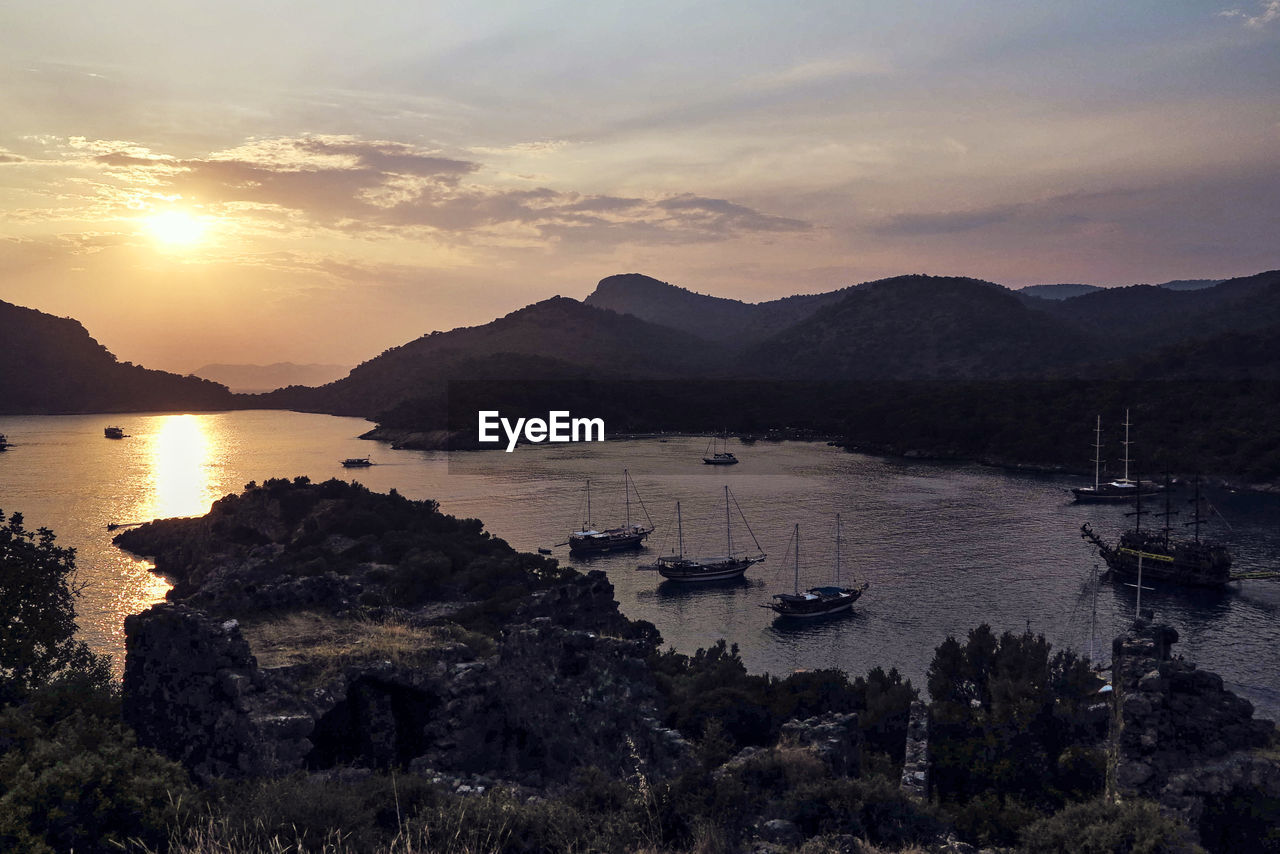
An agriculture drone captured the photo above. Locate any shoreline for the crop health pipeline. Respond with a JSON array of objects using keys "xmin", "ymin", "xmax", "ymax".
[{"xmin": 359, "ymin": 424, "xmax": 1280, "ymax": 496}]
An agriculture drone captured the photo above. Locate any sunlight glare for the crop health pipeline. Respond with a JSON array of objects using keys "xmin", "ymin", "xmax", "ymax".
[
  {"xmin": 144, "ymin": 209, "xmax": 208, "ymax": 246},
  {"xmin": 147, "ymin": 414, "xmax": 216, "ymax": 519}
]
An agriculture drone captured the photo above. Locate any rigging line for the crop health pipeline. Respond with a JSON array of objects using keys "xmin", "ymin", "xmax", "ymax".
[
  {"xmin": 728, "ymin": 486, "xmax": 765, "ymax": 554},
  {"xmin": 629, "ymin": 470, "xmax": 656, "ymax": 529},
  {"xmin": 768, "ymin": 525, "xmax": 797, "ymax": 584}
]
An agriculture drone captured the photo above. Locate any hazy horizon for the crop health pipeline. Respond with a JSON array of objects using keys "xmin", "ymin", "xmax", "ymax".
[{"xmin": 3, "ymin": 1, "xmax": 1278, "ymax": 373}]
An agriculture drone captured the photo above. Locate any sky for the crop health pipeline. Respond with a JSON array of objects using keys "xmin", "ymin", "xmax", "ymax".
[{"xmin": 1, "ymin": 1, "xmax": 1278, "ymax": 372}]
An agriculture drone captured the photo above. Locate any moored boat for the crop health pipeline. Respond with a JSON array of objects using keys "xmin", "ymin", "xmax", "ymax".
[
  {"xmin": 104, "ymin": 426, "xmax": 125, "ymax": 439},
  {"xmin": 1071, "ymin": 411, "xmax": 1165, "ymax": 503},
  {"xmin": 766, "ymin": 515, "xmax": 867, "ymax": 618},
  {"xmin": 1081, "ymin": 476, "xmax": 1231, "ymax": 587},
  {"xmin": 702, "ymin": 432, "xmax": 739, "ymax": 465},
  {"xmin": 341, "ymin": 457, "xmax": 373, "ymax": 467},
  {"xmin": 641, "ymin": 486, "xmax": 765, "ymax": 582},
  {"xmin": 569, "ymin": 470, "xmax": 655, "ymax": 555}
]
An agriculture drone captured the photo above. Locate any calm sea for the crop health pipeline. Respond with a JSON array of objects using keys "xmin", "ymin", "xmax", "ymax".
[{"xmin": 2, "ymin": 410, "xmax": 1278, "ymax": 718}]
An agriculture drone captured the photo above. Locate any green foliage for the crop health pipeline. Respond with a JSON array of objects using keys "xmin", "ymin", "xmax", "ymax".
[
  {"xmin": 927, "ymin": 624, "xmax": 1107, "ymax": 847},
  {"xmin": 0, "ymin": 683, "xmax": 192, "ymax": 854},
  {"xmin": 0, "ymin": 511, "xmax": 107, "ymax": 705},
  {"xmin": 651, "ymin": 641, "xmax": 918, "ymax": 775},
  {"xmin": 1020, "ymin": 798, "xmax": 1204, "ymax": 854}
]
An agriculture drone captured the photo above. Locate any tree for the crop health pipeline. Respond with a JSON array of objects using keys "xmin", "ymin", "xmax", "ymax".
[{"xmin": 0, "ymin": 511, "xmax": 103, "ymax": 705}]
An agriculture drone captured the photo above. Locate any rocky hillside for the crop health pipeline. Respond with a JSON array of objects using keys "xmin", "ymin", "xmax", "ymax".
[{"xmin": 0, "ymin": 299, "xmax": 237, "ymax": 414}]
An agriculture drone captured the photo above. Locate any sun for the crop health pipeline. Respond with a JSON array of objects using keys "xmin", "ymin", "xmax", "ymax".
[{"xmin": 143, "ymin": 209, "xmax": 208, "ymax": 246}]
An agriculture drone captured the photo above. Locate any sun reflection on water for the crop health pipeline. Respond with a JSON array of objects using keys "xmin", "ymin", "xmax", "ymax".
[{"xmin": 145, "ymin": 414, "xmax": 219, "ymax": 520}]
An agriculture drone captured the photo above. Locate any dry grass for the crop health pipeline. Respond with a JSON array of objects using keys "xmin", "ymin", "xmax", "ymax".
[{"xmin": 241, "ymin": 611, "xmax": 494, "ymax": 685}]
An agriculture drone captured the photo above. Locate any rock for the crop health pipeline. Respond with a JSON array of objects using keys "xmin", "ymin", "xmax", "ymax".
[
  {"xmin": 758, "ymin": 819, "xmax": 802, "ymax": 845},
  {"xmin": 1110, "ymin": 619, "xmax": 1279, "ymax": 842},
  {"xmin": 779, "ymin": 712, "xmax": 861, "ymax": 777}
]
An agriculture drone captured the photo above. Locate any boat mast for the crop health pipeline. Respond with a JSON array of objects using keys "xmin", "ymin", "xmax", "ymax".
[
  {"xmin": 794, "ymin": 523, "xmax": 800, "ymax": 595},
  {"xmin": 676, "ymin": 501, "xmax": 684, "ymax": 558},
  {"xmin": 725, "ymin": 485, "xmax": 732, "ymax": 557},
  {"xmin": 1091, "ymin": 415, "xmax": 1102, "ymax": 491},
  {"xmin": 1121, "ymin": 408, "xmax": 1133, "ymax": 484},
  {"xmin": 624, "ymin": 469, "xmax": 631, "ymax": 528},
  {"xmin": 835, "ymin": 513, "xmax": 842, "ymax": 585},
  {"xmin": 585, "ymin": 480, "xmax": 592, "ymax": 529}
]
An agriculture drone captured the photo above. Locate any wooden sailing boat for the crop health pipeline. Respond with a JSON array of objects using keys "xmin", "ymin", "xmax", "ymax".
[
  {"xmin": 766, "ymin": 514, "xmax": 868, "ymax": 618},
  {"xmin": 569, "ymin": 469, "xmax": 655, "ymax": 555},
  {"xmin": 640, "ymin": 486, "xmax": 765, "ymax": 581}
]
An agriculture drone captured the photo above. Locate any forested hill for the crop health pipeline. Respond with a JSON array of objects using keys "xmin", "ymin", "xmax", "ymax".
[
  {"xmin": 0, "ymin": 299, "xmax": 236, "ymax": 414},
  {"xmin": 582, "ymin": 272, "xmax": 854, "ymax": 343},
  {"xmin": 258, "ymin": 296, "xmax": 726, "ymax": 417},
  {"xmin": 740, "ymin": 275, "xmax": 1090, "ymax": 379}
]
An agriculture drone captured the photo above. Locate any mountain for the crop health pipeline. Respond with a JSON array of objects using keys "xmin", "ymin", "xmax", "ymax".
[
  {"xmin": 259, "ymin": 296, "xmax": 725, "ymax": 417},
  {"xmin": 1156, "ymin": 278, "xmax": 1222, "ymax": 291},
  {"xmin": 192, "ymin": 362, "xmax": 351, "ymax": 393},
  {"xmin": 582, "ymin": 273, "xmax": 853, "ymax": 343},
  {"xmin": 1035, "ymin": 270, "xmax": 1280, "ymax": 360},
  {"xmin": 1018, "ymin": 283, "xmax": 1103, "ymax": 300},
  {"xmin": 741, "ymin": 275, "xmax": 1090, "ymax": 379},
  {"xmin": 0, "ymin": 299, "xmax": 237, "ymax": 414}
]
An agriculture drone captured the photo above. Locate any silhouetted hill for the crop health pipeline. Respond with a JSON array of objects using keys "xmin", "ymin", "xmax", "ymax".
[
  {"xmin": 192, "ymin": 362, "xmax": 350, "ymax": 393},
  {"xmin": 583, "ymin": 273, "xmax": 853, "ymax": 343},
  {"xmin": 1157, "ymin": 278, "xmax": 1222, "ymax": 291},
  {"xmin": 742, "ymin": 275, "xmax": 1090, "ymax": 379},
  {"xmin": 0, "ymin": 299, "xmax": 237, "ymax": 415},
  {"xmin": 1036, "ymin": 270, "xmax": 1280, "ymax": 360},
  {"xmin": 259, "ymin": 296, "xmax": 724, "ymax": 417}
]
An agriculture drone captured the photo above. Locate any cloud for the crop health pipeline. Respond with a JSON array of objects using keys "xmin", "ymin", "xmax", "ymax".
[
  {"xmin": 1219, "ymin": 1, "xmax": 1280, "ymax": 27},
  {"xmin": 874, "ymin": 204, "xmax": 1026, "ymax": 236},
  {"xmin": 48, "ymin": 134, "xmax": 811, "ymax": 247},
  {"xmin": 0, "ymin": 152, "xmax": 26, "ymax": 164}
]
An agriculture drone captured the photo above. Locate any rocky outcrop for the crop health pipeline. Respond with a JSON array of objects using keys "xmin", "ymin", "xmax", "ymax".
[
  {"xmin": 122, "ymin": 605, "xmax": 314, "ymax": 781},
  {"xmin": 1111, "ymin": 619, "xmax": 1279, "ymax": 842},
  {"xmin": 123, "ymin": 581, "xmax": 693, "ymax": 788},
  {"xmin": 778, "ymin": 713, "xmax": 861, "ymax": 777}
]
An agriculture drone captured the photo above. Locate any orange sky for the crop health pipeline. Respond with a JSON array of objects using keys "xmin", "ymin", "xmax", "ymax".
[{"xmin": 2, "ymin": 2, "xmax": 1278, "ymax": 372}]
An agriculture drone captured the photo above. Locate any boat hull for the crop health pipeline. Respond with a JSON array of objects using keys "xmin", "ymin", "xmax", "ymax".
[
  {"xmin": 656, "ymin": 556, "xmax": 762, "ymax": 582},
  {"xmin": 1071, "ymin": 482, "xmax": 1166, "ymax": 503},
  {"xmin": 769, "ymin": 584, "xmax": 866, "ymax": 618},
  {"xmin": 569, "ymin": 529, "xmax": 652, "ymax": 555}
]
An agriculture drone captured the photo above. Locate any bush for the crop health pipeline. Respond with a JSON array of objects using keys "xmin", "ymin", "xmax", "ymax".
[
  {"xmin": 1020, "ymin": 798, "xmax": 1204, "ymax": 854},
  {"xmin": 0, "ymin": 708, "xmax": 192, "ymax": 854}
]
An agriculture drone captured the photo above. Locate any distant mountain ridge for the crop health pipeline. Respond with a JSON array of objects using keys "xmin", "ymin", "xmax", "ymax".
[
  {"xmin": 0, "ymin": 299, "xmax": 237, "ymax": 414},
  {"xmin": 192, "ymin": 362, "xmax": 351, "ymax": 393}
]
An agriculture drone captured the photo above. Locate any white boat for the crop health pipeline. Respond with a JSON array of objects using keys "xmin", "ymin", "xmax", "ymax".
[
  {"xmin": 766, "ymin": 514, "xmax": 867, "ymax": 618},
  {"xmin": 640, "ymin": 486, "xmax": 765, "ymax": 582},
  {"xmin": 1071, "ymin": 411, "xmax": 1165, "ymax": 503}
]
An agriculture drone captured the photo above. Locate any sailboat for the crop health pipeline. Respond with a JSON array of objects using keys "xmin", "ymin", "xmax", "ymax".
[
  {"xmin": 641, "ymin": 486, "xmax": 765, "ymax": 581},
  {"xmin": 766, "ymin": 514, "xmax": 868, "ymax": 618},
  {"xmin": 1081, "ymin": 475, "xmax": 1232, "ymax": 587},
  {"xmin": 569, "ymin": 469, "xmax": 655, "ymax": 555},
  {"xmin": 1071, "ymin": 410, "xmax": 1165, "ymax": 503},
  {"xmin": 702, "ymin": 431, "xmax": 739, "ymax": 465}
]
